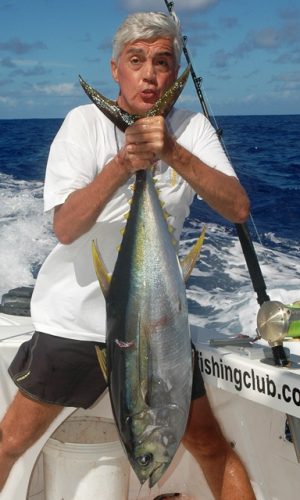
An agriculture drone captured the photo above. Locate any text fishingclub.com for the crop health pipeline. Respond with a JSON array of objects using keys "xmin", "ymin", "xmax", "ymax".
[{"xmin": 198, "ymin": 351, "xmax": 300, "ymax": 409}]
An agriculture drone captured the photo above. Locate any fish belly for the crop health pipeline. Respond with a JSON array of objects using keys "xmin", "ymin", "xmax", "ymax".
[{"xmin": 106, "ymin": 171, "xmax": 192, "ymax": 450}]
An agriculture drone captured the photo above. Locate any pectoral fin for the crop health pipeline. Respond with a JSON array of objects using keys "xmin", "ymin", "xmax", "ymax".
[
  {"xmin": 180, "ymin": 225, "xmax": 206, "ymax": 283},
  {"xmin": 92, "ymin": 240, "xmax": 111, "ymax": 298}
]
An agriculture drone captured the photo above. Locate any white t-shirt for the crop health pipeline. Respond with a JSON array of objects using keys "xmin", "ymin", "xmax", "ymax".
[{"xmin": 31, "ymin": 104, "xmax": 236, "ymax": 343}]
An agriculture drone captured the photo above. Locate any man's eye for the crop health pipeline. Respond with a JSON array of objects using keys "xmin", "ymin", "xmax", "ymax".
[
  {"xmin": 156, "ymin": 60, "xmax": 170, "ymax": 71},
  {"xmin": 130, "ymin": 57, "xmax": 140, "ymax": 65}
]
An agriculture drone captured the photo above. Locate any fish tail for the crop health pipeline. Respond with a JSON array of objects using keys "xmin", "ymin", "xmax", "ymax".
[{"xmin": 79, "ymin": 66, "xmax": 190, "ymax": 132}]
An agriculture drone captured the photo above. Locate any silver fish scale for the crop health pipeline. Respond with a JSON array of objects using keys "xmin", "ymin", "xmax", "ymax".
[
  {"xmin": 86, "ymin": 67, "xmax": 193, "ymax": 487},
  {"xmin": 106, "ymin": 169, "xmax": 192, "ymax": 487},
  {"xmin": 130, "ymin": 173, "xmax": 191, "ymax": 405}
]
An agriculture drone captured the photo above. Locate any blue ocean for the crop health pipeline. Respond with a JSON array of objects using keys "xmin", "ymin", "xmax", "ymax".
[{"xmin": 0, "ymin": 115, "xmax": 299, "ymax": 338}]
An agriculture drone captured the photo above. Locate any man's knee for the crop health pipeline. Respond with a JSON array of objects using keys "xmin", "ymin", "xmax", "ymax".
[
  {"xmin": 0, "ymin": 391, "xmax": 63, "ymax": 461},
  {"xmin": 0, "ymin": 426, "xmax": 27, "ymax": 461}
]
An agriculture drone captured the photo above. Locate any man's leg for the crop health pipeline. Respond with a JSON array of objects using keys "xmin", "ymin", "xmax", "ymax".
[
  {"xmin": 0, "ymin": 390, "xmax": 63, "ymax": 491},
  {"xmin": 182, "ymin": 395, "xmax": 256, "ymax": 500}
]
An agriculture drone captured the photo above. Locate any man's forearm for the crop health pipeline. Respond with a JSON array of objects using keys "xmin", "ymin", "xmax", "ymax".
[
  {"xmin": 164, "ymin": 139, "xmax": 250, "ymax": 224},
  {"xmin": 53, "ymin": 154, "xmax": 130, "ymax": 245}
]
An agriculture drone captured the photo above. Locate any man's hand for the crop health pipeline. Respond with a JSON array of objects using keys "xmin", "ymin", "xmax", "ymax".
[{"xmin": 118, "ymin": 116, "xmax": 174, "ymax": 174}]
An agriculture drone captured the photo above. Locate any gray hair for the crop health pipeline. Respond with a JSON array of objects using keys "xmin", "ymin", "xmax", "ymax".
[{"xmin": 112, "ymin": 12, "xmax": 183, "ymax": 65}]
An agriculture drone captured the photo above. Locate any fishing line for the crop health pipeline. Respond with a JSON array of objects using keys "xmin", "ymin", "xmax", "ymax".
[
  {"xmin": 164, "ymin": 0, "xmax": 263, "ymax": 245},
  {"xmin": 163, "ymin": 0, "xmax": 270, "ymax": 307},
  {"xmin": 163, "ymin": 1, "xmax": 296, "ymax": 369}
]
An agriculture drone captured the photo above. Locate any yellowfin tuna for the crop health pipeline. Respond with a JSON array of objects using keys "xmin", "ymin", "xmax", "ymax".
[{"xmin": 80, "ymin": 69, "xmax": 205, "ymax": 487}]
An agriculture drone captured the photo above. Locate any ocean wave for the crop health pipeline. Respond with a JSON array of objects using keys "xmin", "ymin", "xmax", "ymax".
[
  {"xmin": 181, "ymin": 223, "xmax": 300, "ymax": 339},
  {"xmin": 0, "ymin": 175, "xmax": 56, "ymax": 297},
  {"xmin": 0, "ymin": 188, "xmax": 298, "ymax": 341}
]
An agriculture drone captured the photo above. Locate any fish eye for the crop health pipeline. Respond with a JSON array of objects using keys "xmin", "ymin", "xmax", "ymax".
[{"xmin": 137, "ymin": 453, "xmax": 153, "ymax": 467}]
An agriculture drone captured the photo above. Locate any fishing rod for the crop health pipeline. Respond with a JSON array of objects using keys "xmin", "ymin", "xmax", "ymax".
[{"xmin": 163, "ymin": 0, "xmax": 290, "ymax": 367}]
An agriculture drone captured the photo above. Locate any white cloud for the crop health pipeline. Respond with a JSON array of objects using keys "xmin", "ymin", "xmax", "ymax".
[
  {"xmin": 273, "ymin": 71, "xmax": 300, "ymax": 92},
  {"xmin": 235, "ymin": 17, "xmax": 300, "ymax": 59},
  {"xmin": 0, "ymin": 95, "xmax": 16, "ymax": 106},
  {"xmin": 243, "ymin": 94, "xmax": 256, "ymax": 103},
  {"xmin": 33, "ymin": 82, "xmax": 76, "ymax": 96},
  {"xmin": 9, "ymin": 59, "xmax": 73, "ymax": 69},
  {"xmin": 178, "ymin": 93, "xmax": 198, "ymax": 104},
  {"xmin": 181, "ymin": 0, "xmax": 218, "ymax": 9},
  {"xmin": 253, "ymin": 28, "xmax": 282, "ymax": 49},
  {"xmin": 0, "ymin": 37, "xmax": 46, "ymax": 54},
  {"xmin": 123, "ymin": 0, "xmax": 218, "ymax": 12}
]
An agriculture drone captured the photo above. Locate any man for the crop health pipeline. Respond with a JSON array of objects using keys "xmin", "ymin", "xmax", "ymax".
[{"xmin": 0, "ymin": 12, "xmax": 255, "ymax": 499}]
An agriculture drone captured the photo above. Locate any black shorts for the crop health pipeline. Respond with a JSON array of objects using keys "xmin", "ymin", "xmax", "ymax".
[{"xmin": 8, "ymin": 332, "xmax": 205, "ymax": 409}]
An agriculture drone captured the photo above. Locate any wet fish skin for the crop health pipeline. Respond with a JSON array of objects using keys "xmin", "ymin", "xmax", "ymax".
[
  {"xmin": 104, "ymin": 168, "xmax": 193, "ymax": 486},
  {"xmin": 87, "ymin": 69, "xmax": 205, "ymax": 486},
  {"xmin": 79, "ymin": 75, "xmax": 137, "ymax": 131},
  {"xmin": 92, "ymin": 168, "xmax": 204, "ymax": 487}
]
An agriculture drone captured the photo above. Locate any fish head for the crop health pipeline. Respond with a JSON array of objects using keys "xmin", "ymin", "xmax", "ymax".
[
  {"xmin": 126, "ymin": 405, "xmax": 186, "ymax": 487},
  {"xmin": 130, "ymin": 424, "xmax": 176, "ymax": 487}
]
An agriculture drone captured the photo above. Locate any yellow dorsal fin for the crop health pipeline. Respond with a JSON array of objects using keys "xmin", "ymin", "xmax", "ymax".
[
  {"xmin": 92, "ymin": 240, "xmax": 111, "ymax": 298},
  {"xmin": 180, "ymin": 225, "xmax": 206, "ymax": 283}
]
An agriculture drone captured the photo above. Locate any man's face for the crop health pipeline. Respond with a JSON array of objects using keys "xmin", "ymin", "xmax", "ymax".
[{"xmin": 111, "ymin": 37, "xmax": 179, "ymax": 115}]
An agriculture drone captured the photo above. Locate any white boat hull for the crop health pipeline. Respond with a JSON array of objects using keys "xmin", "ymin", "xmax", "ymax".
[{"xmin": 1, "ymin": 312, "xmax": 300, "ymax": 499}]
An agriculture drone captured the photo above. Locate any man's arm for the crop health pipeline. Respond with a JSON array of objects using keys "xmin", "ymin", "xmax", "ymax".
[
  {"xmin": 54, "ymin": 113, "xmax": 250, "ymax": 245},
  {"xmin": 125, "ymin": 115, "xmax": 250, "ymax": 225},
  {"xmin": 53, "ymin": 137, "xmax": 157, "ymax": 245},
  {"xmin": 163, "ymin": 138, "xmax": 250, "ymax": 224}
]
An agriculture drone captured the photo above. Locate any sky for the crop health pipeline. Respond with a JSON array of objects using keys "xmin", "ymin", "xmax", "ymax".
[{"xmin": 0, "ymin": 0, "xmax": 300, "ymax": 119}]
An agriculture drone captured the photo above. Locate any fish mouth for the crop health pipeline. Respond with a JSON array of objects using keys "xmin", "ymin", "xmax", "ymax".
[{"xmin": 149, "ymin": 462, "xmax": 169, "ymax": 488}]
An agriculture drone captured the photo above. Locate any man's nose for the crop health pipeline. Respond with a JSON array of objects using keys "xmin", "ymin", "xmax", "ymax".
[{"xmin": 143, "ymin": 61, "xmax": 157, "ymax": 81}]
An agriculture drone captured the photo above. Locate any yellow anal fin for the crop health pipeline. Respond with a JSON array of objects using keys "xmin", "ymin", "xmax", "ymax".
[
  {"xmin": 92, "ymin": 240, "xmax": 111, "ymax": 298},
  {"xmin": 180, "ymin": 225, "xmax": 206, "ymax": 283},
  {"xmin": 95, "ymin": 345, "xmax": 108, "ymax": 383}
]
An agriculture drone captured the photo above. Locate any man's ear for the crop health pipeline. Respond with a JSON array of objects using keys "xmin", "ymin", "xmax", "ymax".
[{"xmin": 111, "ymin": 60, "xmax": 119, "ymax": 83}]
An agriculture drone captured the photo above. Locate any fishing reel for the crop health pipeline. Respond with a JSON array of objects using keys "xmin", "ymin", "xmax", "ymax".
[{"xmin": 257, "ymin": 300, "xmax": 300, "ymax": 366}]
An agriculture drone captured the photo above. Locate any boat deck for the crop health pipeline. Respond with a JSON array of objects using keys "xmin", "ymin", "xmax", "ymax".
[{"xmin": 1, "ymin": 314, "xmax": 300, "ymax": 499}]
